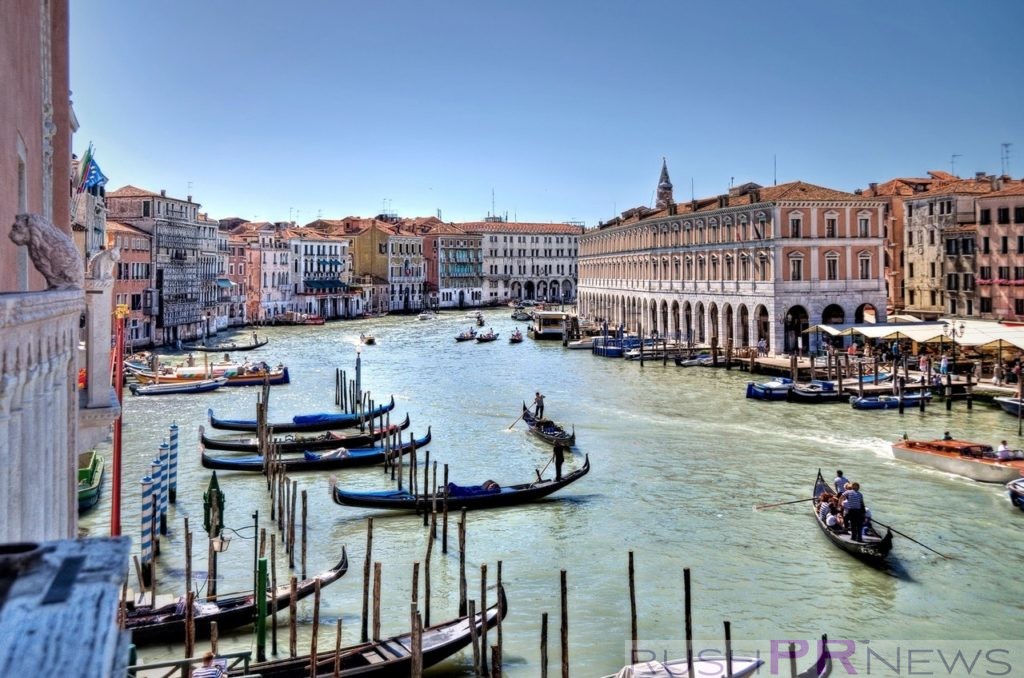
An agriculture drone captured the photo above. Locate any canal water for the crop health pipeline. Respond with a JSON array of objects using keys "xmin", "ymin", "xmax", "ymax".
[{"xmin": 81, "ymin": 310, "xmax": 1024, "ymax": 676}]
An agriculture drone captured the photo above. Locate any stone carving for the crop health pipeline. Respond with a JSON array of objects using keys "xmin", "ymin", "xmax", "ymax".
[
  {"xmin": 9, "ymin": 213, "xmax": 85, "ymax": 290},
  {"xmin": 88, "ymin": 246, "xmax": 120, "ymax": 283}
]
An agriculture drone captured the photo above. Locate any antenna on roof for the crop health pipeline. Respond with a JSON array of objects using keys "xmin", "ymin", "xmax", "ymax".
[
  {"xmin": 690, "ymin": 178, "xmax": 694, "ymax": 201},
  {"xmin": 773, "ymin": 155, "xmax": 777, "ymax": 186},
  {"xmin": 1001, "ymin": 142, "xmax": 1012, "ymax": 176},
  {"xmin": 491, "ymin": 188, "xmax": 496, "ymax": 217},
  {"xmin": 950, "ymin": 153, "xmax": 962, "ymax": 177}
]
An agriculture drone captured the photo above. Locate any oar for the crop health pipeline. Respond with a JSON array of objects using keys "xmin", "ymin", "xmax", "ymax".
[
  {"xmin": 753, "ymin": 497, "xmax": 816, "ymax": 510},
  {"xmin": 507, "ymin": 408, "xmax": 528, "ymax": 430},
  {"xmin": 535, "ymin": 455, "xmax": 554, "ymax": 482},
  {"xmin": 871, "ymin": 520, "xmax": 953, "ymax": 559}
]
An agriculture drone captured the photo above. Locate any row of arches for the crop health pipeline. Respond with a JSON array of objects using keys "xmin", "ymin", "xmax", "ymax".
[{"xmin": 510, "ymin": 279, "xmax": 575, "ymax": 301}]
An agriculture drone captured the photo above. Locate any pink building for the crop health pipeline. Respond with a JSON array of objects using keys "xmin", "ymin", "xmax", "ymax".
[{"xmin": 975, "ymin": 180, "xmax": 1024, "ymax": 321}]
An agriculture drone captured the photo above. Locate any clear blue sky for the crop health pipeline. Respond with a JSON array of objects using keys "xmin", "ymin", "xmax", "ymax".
[{"xmin": 71, "ymin": 1, "xmax": 1024, "ymax": 226}]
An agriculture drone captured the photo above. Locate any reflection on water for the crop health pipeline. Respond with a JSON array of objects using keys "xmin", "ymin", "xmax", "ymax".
[{"xmin": 82, "ymin": 311, "xmax": 1023, "ymax": 675}]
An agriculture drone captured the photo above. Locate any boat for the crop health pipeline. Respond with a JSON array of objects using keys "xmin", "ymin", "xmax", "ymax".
[
  {"xmin": 994, "ymin": 395, "xmax": 1024, "ymax": 417},
  {"xmin": 511, "ymin": 310, "xmax": 531, "ymax": 321},
  {"xmin": 476, "ymin": 315, "xmax": 485, "ymax": 327},
  {"xmin": 812, "ymin": 470, "xmax": 892, "ymax": 564},
  {"xmin": 849, "ymin": 391, "xmax": 932, "ymax": 410},
  {"xmin": 417, "ymin": 310, "xmax": 437, "ymax": 321},
  {"xmin": 521, "ymin": 402, "xmax": 576, "ymax": 446},
  {"xmin": 455, "ymin": 328, "xmax": 477, "ymax": 342},
  {"xmin": 674, "ymin": 353, "xmax": 711, "ymax": 367},
  {"xmin": 77, "ymin": 451, "xmax": 104, "ymax": 513},
  {"xmin": 129, "ymin": 376, "xmax": 228, "ymax": 396},
  {"xmin": 527, "ymin": 310, "xmax": 566, "ymax": 340},
  {"xmin": 229, "ymin": 584, "xmax": 506, "ymax": 678},
  {"xmin": 182, "ymin": 336, "xmax": 269, "ymax": 353},
  {"xmin": 127, "ymin": 548, "xmax": 348, "ymax": 645},
  {"xmin": 202, "ymin": 429, "xmax": 432, "ymax": 472},
  {"xmin": 331, "ymin": 455, "xmax": 590, "ymax": 511},
  {"xmin": 890, "ymin": 438, "xmax": 1024, "ymax": 483},
  {"xmin": 360, "ymin": 333, "xmax": 376, "ymax": 345},
  {"xmin": 475, "ymin": 331, "xmax": 499, "ymax": 343},
  {"xmin": 208, "ymin": 396, "xmax": 397, "ymax": 433},
  {"xmin": 565, "ymin": 336, "xmax": 594, "ymax": 350},
  {"xmin": 131, "ymin": 364, "xmax": 290, "ymax": 387},
  {"xmin": 509, "ymin": 328, "xmax": 523, "ymax": 343},
  {"xmin": 786, "ymin": 380, "xmax": 842, "ymax": 404},
  {"xmin": 745, "ymin": 377, "xmax": 793, "ymax": 401},
  {"xmin": 198, "ymin": 415, "xmax": 409, "ymax": 453},
  {"xmin": 1008, "ymin": 478, "xmax": 1024, "ymax": 511},
  {"xmin": 858, "ymin": 370, "xmax": 892, "ymax": 384}
]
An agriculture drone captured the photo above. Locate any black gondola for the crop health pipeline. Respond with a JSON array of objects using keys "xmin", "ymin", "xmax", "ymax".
[
  {"xmin": 229, "ymin": 585, "xmax": 506, "ymax": 677},
  {"xmin": 208, "ymin": 395, "xmax": 397, "ymax": 433},
  {"xmin": 521, "ymin": 402, "xmax": 576, "ymax": 446},
  {"xmin": 786, "ymin": 380, "xmax": 843, "ymax": 404},
  {"xmin": 127, "ymin": 548, "xmax": 347, "ymax": 645},
  {"xmin": 332, "ymin": 455, "xmax": 590, "ymax": 511},
  {"xmin": 182, "ymin": 337, "xmax": 269, "ymax": 352},
  {"xmin": 812, "ymin": 470, "xmax": 892, "ymax": 564},
  {"xmin": 202, "ymin": 429, "xmax": 432, "ymax": 472},
  {"xmin": 198, "ymin": 415, "xmax": 409, "ymax": 453}
]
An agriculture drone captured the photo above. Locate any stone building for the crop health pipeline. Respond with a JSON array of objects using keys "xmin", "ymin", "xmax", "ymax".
[
  {"xmin": 459, "ymin": 219, "xmax": 583, "ymax": 303},
  {"xmin": 107, "ymin": 221, "xmax": 153, "ymax": 348},
  {"xmin": 975, "ymin": 180, "xmax": 1024, "ymax": 321},
  {"xmin": 577, "ymin": 165, "xmax": 887, "ymax": 355},
  {"xmin": 230, "ymin": 221, "xmax": 295, "ymax": 322},
  {"xmin": 288, "ymin": 227, "xmax": 356, "ymax": 318},
  {"xmin": 415, "ymin": 219, "xmax": 484, "ymax": 309}
]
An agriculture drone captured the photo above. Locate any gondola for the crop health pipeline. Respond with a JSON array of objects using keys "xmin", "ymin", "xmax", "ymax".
[
  {"xmin": 182, "ymin": 337, "xmax": 269, "ymax": 352},
  {"xmin": 849, "ymin": 391, "xmax": 932, "ymax": 410},
  {"xmin": 786, "ymin": 380, "xmax": 842, "ymax": 404},
  {"xmin": 521, "ymin": 402, "xmax": 576, "ymax": 446},
  {"xmin": 202, "ymin": 429, "xmax": 432, "ymax": 472},
  {"xmin": 131, "ymin": 365, "xmax": 290, "ymax": 386},
  {"xmin": 129, "ymin": 376, "xmax": 228, "ymax": 396},
  {"xmin": 745, "ymin": 377, "xmax": 793, "ymax": 400},
  {"xmin": 229, "ymin": 584, "xmax": 506, "ymax": 678},
  {"xmin": 994, "ymin": 395, "xmax": 1024, "ymax": 417},
  {"xmin": 475, "ymin": 331, "xmax": 499, "ymax": 343},
  {"xmin": 509, "ymin": 329, "xmax": 524, "ymax": 343},
  {"xmin": 455, "ymin": 329, "xmax": 477, "ymax": 342},
  {"xmin": 127, "ymin": 548, "xmax": 348, "ymax": 645},
  {"xmin": 1007, "ymin": 478, "xmax": 1024, "ymax": 511},
  {"xmin": 208, "ymin": 396, "xmax": 397, "ymax": 433},
  {"xmin": 812, "ymin": 470, "xmax": 892, "ymax": 564},
  {"xmin": 332, "ymin": 455, "xmax": 590, "ymax": 511},
  {"xmin": 674, "ymin": 353, "xmax": 711, "ymax": 367},
  {"xmin": 198, "ymin": 415, "xmax": 409, "ymax": 453}
]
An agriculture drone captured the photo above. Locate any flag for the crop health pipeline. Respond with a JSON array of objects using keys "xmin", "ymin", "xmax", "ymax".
[
  {"xmin": 83, "ymin": 159, "xmax": 108, "ymax": 189},
  {"xmin": 76, "ymin": 143, "xmax": 94, "ymax": 192}
]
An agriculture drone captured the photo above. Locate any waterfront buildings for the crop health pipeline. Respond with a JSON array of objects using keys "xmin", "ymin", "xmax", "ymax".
[
  {"xmin": 975, "ymin": 181, "xmax": 1024, "ymax": 320},
  {"xmin": 288, "ymin": 227, "xmax": 357, "ymax": 318},
  {"xmin": 416, "ymin": 219, "xmax": 484, "ymax": 309},
  {"xmin": 577, "ymin": 163, "xmax": 888, "ymax": 354},
  {"xmin": 107, "ymin": 221, "xmax": 153, "ymax": 348}
]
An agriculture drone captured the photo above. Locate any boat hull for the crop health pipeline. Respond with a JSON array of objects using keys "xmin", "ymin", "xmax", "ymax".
[
  {"xmin": 209, "ymin": 396, "xmax": 396, "ymax": 433},
  {"xmin": 129, "ymin": 377, "xmax": 227, "ymax": 396},
  {"xmin": 813, "ymin": 471, "xmax": 893, "ymax": 565},
  {"xmin": 850, "ymin": 392, "xmax": 932, "ymax": 410},
  {"xmin": 995, "ymin": 396, "xmax": 1023, "ymax": 417},
  {"xmin": 745, "ymin": 379, "xmax": 793, "ymax": 401},
  {"xmin": 521, "ymin": 403, "xmax": 575, "ymax": 445},
  {"xmin": 891, "ymin": 440, "xmax": 1024, "ymax": 483},
  {"xmin": 1008, "ymin": 479, "xmax": 1024, "ymax": 511},
  {"xmin": 77, "ymin": 452, "xmax": 104, "ymax": 512}
]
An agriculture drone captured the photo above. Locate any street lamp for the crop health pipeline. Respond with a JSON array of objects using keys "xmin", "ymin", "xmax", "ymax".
[
  {"xmin": 944, "ymin": 320, "xmax": 966, "ymax": 376},
  {"xmin": 211, "ymin": 510, "xmax": 259, "ymax": 594}
]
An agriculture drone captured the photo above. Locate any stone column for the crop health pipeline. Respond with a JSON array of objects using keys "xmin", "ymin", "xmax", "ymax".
[{"xmin": 84, "ymin": 276, "xmax": 114, "ymax": 409}]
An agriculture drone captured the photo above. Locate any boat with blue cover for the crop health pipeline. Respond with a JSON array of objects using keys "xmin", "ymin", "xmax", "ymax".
[
  {"xmin": 199, "ymin": 414, "xmax": 409, "ymax": 453},
  {"xmin": 208, "ymin": 395, "xmax": 396, "ymax": 433},
  {"xmin": 745, "ymin": 377, "xmax": 793, "ymax": 400},
  {"xmin": 786, "ymin": 379, "xmax": 842, "ymax": 404},
  {"xmin": 849, "ymin": 391, "xmax": 932, "ymax": 410},
  {"xmin": 331, "ymin": 455, "xmax": 589, "ymax": 511},
  {"xmin": 1007, "ymin": 478, "xmax": 1024, "ymax": 511},
  {"xmin": 201, "ymin": 429, "xmax": 431, "ymax": 472},
  {"xmin": 521, "ymin": 402, "xmax": 575, "ymax": 446},
  {"xmin": 994, "ymin": 395, "xmax": 1023, "ymax": 417}
]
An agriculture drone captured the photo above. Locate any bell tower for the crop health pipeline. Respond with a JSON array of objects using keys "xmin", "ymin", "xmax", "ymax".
[{"xmin": 656, "ymin": 157, "xmax": 674, "ymax": 209}]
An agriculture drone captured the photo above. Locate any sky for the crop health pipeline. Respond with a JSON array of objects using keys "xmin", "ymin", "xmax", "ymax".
[{"xmin": 71, "ymin": 1, "xmax": 1024, "ymax": 227}]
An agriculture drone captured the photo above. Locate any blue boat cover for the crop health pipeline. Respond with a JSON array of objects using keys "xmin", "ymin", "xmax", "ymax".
[
  {"xmin": 293, "ymin": 413, "xmax": 347, "ymax": 425},
  {"xmin": 446, "ymin": 482, "xmax": 500, "ymax": 498}
]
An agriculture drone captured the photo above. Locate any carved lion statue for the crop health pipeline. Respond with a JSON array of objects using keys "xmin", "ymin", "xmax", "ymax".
[
  {"xmin": 9, "ymin": 213, "xmax": 85, "ymax": 290},
  {"xmin": 88, "ymin": 245, "xmax": 121, "ymax": 282}
]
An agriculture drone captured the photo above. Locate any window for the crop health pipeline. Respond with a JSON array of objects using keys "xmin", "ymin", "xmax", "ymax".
[
  {"xmin": 962, "ymin": 238, "xmax": 974, "ymax": 254},
  {"xmin": 1001, "ymin": 236, "xmax": 1009, "ymax": 254},
  {"xmin": 980, "ymin": 266, "xmax": 992, "ymax": 279},
  {"xmin": 947, "ymin": 274, "xmax": 959, "ymax": 290},
  {"xmin": 908, "ymin": 204, "xmax": 914, "ymax": 218},
  {"xmin": 1019, "ymin": 235, "xmax": 1024, "ymax": 253},
  {"xmin": 859, "ymin": 254, "xmax": 871, "ymax": 280},
  {"xmin": 1016, "ymin": 299, "xmax": 1024, "ymax": 315},
  {"xmin": 1015, "ymin": 207, "xmax": 1024, "ymax": 224},
  {"xmin": 946, "ymin": 239, "xmax": 959, "ymax": 255},
  {"xmin": 825, "ymin": 217, "xmax": 837, "ymax": 238},
  {"xmin": 928, "ymin": 202, "xmax": 934, "ymax": 216},
  {"xmin": 825, "ymin": 255, "xmax": 839, "ymax": 281},
  {"xmin": 929, "ymin": 230, "xmax": 935, "ymax": 245},
  {"xmin": 789, "ymin": 256, "xmax": 803, "ymax": 281},
  {"xmin": 980, "ymin": 297, "xmax": 992, "ymax": 313},
  {"xmin": 909, "ymin": 290, "xmax": 915, "ymax": 305},
  {"xmin": 908, "ymin": 230, "xmax": 914, "ymax": 246},
  {"xmin": 998, "ymin": 208, "xmax": 1010, "ymax": 224},
  {"xmin": 858, "ymin": 217, "xmax": 870, "ymax": 237},
  {"xmin": 909, "ymin": 263, "xmax": 915, "ymax": 278},
  {"xmin": 983, "ymin": 237, "xmax": 990, "ymax": 254},
  {"xmin": 980, "ymin": 209, "xmax": 991, "ymax": 225},
  {"xmin": 143, "ymin": 201, "xmax": 151, "ymax": 217},
  {"xmin": 789, "ymin": 217, "xmax": 802, "ymax": 238}
]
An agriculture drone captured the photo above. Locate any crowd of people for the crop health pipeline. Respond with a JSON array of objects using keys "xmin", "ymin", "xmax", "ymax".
[{"xmin": 817, "ymin": 470, "xmax": 873, "ymax": 542}]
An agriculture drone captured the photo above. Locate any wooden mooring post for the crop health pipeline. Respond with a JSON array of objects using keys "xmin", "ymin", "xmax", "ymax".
[{"xmin": 361, "ymin": 518, "xmax": 373, "ymax": 642}]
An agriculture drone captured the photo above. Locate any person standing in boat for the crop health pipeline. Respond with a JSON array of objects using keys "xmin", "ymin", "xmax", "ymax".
[
  {"xmin": 553, "ymin": 443, "xmax": 566, "ymax": 481},
  {"xmin": 834, "ymin": 470, "xmax": 849, "ymax": 494},
  {"xmin": 534, "ymin": 391, "xmax": 545, "ymax": 419},
  {"xmin": 841, "ymin": 482, "xmax": 866, "ymax": 542}
]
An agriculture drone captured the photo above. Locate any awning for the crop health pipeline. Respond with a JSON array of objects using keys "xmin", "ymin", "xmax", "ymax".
[{"xmin": 304, "ymin": 279, "xmax": 346, "ymax": 290}]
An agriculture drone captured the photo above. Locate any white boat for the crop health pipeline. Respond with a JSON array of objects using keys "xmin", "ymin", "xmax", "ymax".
[
  {"xmin": 994, "ymin": 395, "xmax": 1023, "ymax": 417},
  {"xmin": 417, "ymin": 310, "xmax": 437, "ymax": 321},
  {"xmin": 128, "ymin": 377, "xmax": 228, "ymax": 396},
  {"xmin": 891, "ymin": 438, "xmax": 1024, "ymax": 483},
  {"xmin": 605, "ymin": 656, "xmax": 763, "ymax": 678},
  {"xmin": 565, "ymin": 337, "xmax": 594, "ymax": 350}
]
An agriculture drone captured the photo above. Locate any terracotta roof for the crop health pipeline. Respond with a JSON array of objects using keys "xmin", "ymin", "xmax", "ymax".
[
  {"xmin": 458, "ymin": 221, "xmax": 585, "ymax": 235},
  {"xmin": 107, "ymin": 184, "xmax": 161, "ymax": 198},
  {"xmin": 105, "ymin": 221, "xmax": 150, "ymax": 236},
  {"xmin": 977, "ymin": 180, "xmax": 1024, "ymax": 199},
  {"xmin": 905, "ymin": 177, "xmax": 1004, "ymax": 198}
]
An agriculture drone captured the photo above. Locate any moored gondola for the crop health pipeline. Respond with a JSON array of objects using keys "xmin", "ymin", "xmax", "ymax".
[
  {"xmin": 332, "ymin": 455, "xmax": 590, "ymax": 511},
  {"xmin": 208, "ymin": 396, "xmax": 397, "ymax": 433},
  {"xmin": 182, "ymin": 337, "xmax": 269, "ymax": 352},
  {"xmin": 812, "ymin": 470, "xmax": 892, "ymax": 564},
  {"xmin": 127, "ymin": 548, "xmax": 347, "ymax": 645},
  {"xmin": 786, "ymin": 380, "xmax": 842, "ymax": 404},
  {"xmin": 521, "ymin": 402, "xmax": 576, "ymax": 446},
  {"xmin": 849, "ymin": 391, "xmax": 932, "ymax": 410},
  {"xmin": 199, "ymin": 414, "xmax": 409, "ymax": 453},
  {"xmin": 202, "ymin": 429, "xmax": 432, "ymax": 472},
  {"xmin": 745, "ymin": 377, "xmax": 793, "ymax": 400},
  {"xmin": 228, "ymin": 584, "xmax": 506, "ymax": 677}
]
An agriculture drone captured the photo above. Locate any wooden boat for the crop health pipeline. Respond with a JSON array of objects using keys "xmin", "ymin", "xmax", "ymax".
[
  {"xmin": 812, "ymin": 470, "xmax": 892, "ymax": 564},
  {"xmin": 230, "ymin": 584, "xmax": 506, "ymax": 678},
  {"xmin": 132, "ymin": 364, "xmax": 290, "ymax": 387},
  {"xmin": 202, "ymin": 429, "xmax": 432, "ymax": 472},
  {"xmin": 360, "ymin": 333, "xmax": 376, "ymax": 345},
  {"xmin": 565, "ymin": 336, "xmax": 594, "ymax": 350},
  {"xmin": 476, "ymin": 315, "xmax": 485, "ymax": 327},
  {"xmin": 849, "ymin": 391, "xmax": 932, "ymax": 410},
  {"xmin": 199, "ymin": 415, "xmax": 409, "ymax": 453},
  {"xmin": 77, "ymin": 451, "xmax": 104, "ymax": 512},
  {"xmin": 786, "ymin": 380, "xmax": 842, "ymax": 404},
  {"xmin": 891, "ymin": 438, "xmax": 1024, "ymax": 483},
  {"xmin": 674, "ymin": 353, "xmax": 711, "ymax": 367},
  {"xmin": 511, "ymin": 310, "xmax": 531, "ymax": 321},
  {"xmin": 455, "ymin": 328, "xmax": 477, "ymax": 342},
  {"xmin": 994, "ymin": 395, "xmax": 1023, "ymax": 417},
  {"xmin": 332, "ymin": 455, "xmax": 590, "ymax": 511},
  {"xmin": 127, "ymin": 548, "xmax": 348, "ymax": 645},
  {"xmin": 858, "ymin": 370, "xmax": 891, "ymax": 384},
  {"xmin": 509, "ymin": 329, "xmax": 523, "ymax": 343},
  {"xmin": 129, "ymin": 376, "xmax": 228, "ymax": 396},
  {"xmin": 745, "ymin": 377, "xmax": 793, "ymax": 400},
  {"xmin": 182, "ymin": 337, "xmax": 269, "ymax": 352},
  {"xmin": 1007, "ymin": 478, "xmax": 1024, "ymax": 511},
  {"xmin": 475, "ymin": 331, "xmax": 499, "ymax": 343},
  {"xmin": 208, "ymin": 396, "xmax": 397, "ymax": 434},
  {"xmin": 417, "ymin": 310, "xmax": 437, "ymax": 321},
  {"xmin": 521, "ymin": 402, "xmax": 576, "ymax": 446}
]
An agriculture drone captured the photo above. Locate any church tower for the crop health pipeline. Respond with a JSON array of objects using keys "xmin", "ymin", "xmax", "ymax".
[{"xmin": 656, "ymin": 157, "xmax": 674, "ymax": 209}]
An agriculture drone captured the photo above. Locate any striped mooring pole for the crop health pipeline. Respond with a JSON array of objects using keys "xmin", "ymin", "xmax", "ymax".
[
  {"xmin": 158, "ymin": 440, "xmax": 170, "ymax": 534},
  {"xmin": 150, "ymin": 457, "xmax": 163, "ymax": 552},
  {"xmin": 168, "ymin": 422, "xmax": 179, "ymax": 503},
  {"xmin": 140, "ymin": 474, "xmax": 155, "ymax": 587}
]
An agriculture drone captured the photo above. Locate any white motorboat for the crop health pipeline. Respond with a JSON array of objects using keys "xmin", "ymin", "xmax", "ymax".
[
  {"xmin": 605, "ymin": 656, "xmax": 763, "ymax": 678},
  {"xmin": 891, "ymin": 438, "xmax": 1024, "ymax": 483},
  {"xmin": 565, "ymin": 337, "xmax": 594, "ymax": 350}
]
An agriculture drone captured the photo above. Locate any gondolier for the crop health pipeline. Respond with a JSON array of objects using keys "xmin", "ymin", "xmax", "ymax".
[
  {"xmin": 534, "ymin": 391, "xmax": 545, "ymax": 418},
  {"xmin": 842, "ymin": 482, "xmax": 866, "ymax": 542},
  {"xmin": 553, "ymin": 443, "xmax": 566, "ymax": 481}
]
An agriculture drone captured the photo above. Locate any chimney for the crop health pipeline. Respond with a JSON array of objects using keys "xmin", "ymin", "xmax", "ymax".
[
  {"xmin": 160, "ymin": 189, "xmax": 166, "ymax": 197},
  {"xmin": 718, "ymin": 194, "xmax": 729, "ymax": 208},
  {"xmin": 990, "ymin": 176, "xmax": 1002, "ymax": 191},
  {"xmin": 749, "ymin": 189, "xmax": 760, "ymax": 204},
  {"xmin": 975, "ymin": 171, "xmax": 986, "ymax": 181},
  {"xmin": 187, "ymin": 195, "xmax": 192, "ymax": 203},
  {"xmin": 668, "ymin": 203, "xmax": 677, "ymax": 216},
  {"xmin": 854, "ymin": 189, "xmax": 863, "ymax": 195},
  {"xmin": 869, "ymin": 182, "xmax": 878, "ymax": 193}
]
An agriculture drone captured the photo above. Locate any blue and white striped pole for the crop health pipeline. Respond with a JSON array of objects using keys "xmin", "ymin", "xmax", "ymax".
[
  {"xmin": 168, "ymin": 422, "xmax": 179, "ymax": 503},
  {"xmin": 140, "ymin": 475, "xmax": 155, "ymax": 587},
  {"xmin": 150, "ymin": 458, "xmax": 163, "ymax": 554},
  {"xmin": 158, "ymin": 440, "xmax": 170, "ymax": 535}
]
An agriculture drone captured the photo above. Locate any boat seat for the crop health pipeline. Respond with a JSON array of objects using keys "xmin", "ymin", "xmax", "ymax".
[{"xmin": 378, "ymin": 640, "xmax": 409, "ymax": 659}]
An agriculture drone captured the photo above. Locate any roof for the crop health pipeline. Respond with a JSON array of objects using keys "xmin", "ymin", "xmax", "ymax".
[
  {"xmin": 458, "ymin": 221, "xmax": 585, "ymax": 235},
  {"xmin": 107, "ymin": 184, "xmax": 161, "ymax": 198},
  {"xmin": 905, "ymin": 176, "xmax": 1004, "ymax": 199},
  {"xmin": 105, "ymin": 220, "xmax": 150, "ymax": 236},
  {"xmin": 977, "ymin": 180, "xmax": 1024, "ymax": 199}
]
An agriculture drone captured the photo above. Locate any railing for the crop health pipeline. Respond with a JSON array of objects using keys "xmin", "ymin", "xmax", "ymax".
[{"xmin": 126, "ymin": 650, "xmax": 252, "ymax": 678}]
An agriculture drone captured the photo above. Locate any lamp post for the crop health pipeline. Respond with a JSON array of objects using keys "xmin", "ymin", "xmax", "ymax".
[
  {"xmin": 944, "ymin": 320, "xmax": 966, "ymax": 376},
  {"xmin": 210, "ymin": 510, "xmax": 259, "ymax": 594}
]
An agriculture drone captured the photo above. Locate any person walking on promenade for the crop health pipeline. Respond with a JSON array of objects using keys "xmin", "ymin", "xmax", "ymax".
[{"xmin": 534, "ymin": 391, "xmax": 545, "ymax": 419}]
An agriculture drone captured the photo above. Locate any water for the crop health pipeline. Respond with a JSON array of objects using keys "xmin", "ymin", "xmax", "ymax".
[{"xmin": 81, "ymin": 311, "xmax": 1024, "ymax": 676}]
